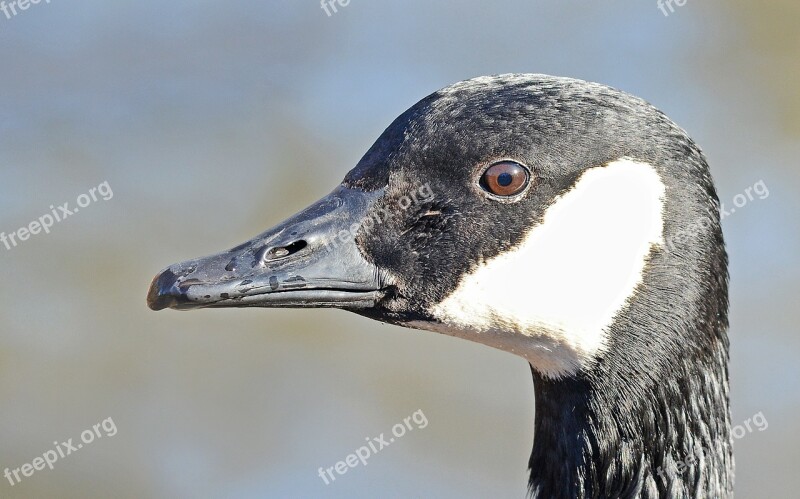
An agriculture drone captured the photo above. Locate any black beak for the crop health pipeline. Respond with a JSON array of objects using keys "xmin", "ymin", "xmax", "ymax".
[{"xmin": 147, "ymin": 186, "xmax": 385, "ymax": 311}]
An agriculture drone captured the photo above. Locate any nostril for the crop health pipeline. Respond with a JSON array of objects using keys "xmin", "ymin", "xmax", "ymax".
[
  {"xmin": 259, "ymin": 240, "xmax": 308, "ymax": 263},
  {"xmin": 279, "ymin": 240, "xmax": 307, "ymax": 256},
  {"xmin": 225, "ymin": 258, "xmax": 237, "ymax": 272},
  {"xmin": 267, "ymin": 240, "xmax": 307, "ymax": 260}
]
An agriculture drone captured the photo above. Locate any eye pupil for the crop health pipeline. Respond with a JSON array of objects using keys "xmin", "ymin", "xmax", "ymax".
[
  {"xmin": 497, "ymin": 172, "xmax": 513, "ymax": 187},
  {"xmin": 479, "ymin": 161, "xmax": 531, "ymax": 198}
]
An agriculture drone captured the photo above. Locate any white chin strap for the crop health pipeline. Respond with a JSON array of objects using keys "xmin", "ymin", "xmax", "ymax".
[{"xmin": 417, "ymin": 158, "xmax": 666, "ymax": 378}]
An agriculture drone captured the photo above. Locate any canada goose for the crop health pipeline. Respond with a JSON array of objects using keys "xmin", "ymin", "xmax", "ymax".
[{"xmin": 147, "ymin": 74, "xmax": 732, "ymax": 498}]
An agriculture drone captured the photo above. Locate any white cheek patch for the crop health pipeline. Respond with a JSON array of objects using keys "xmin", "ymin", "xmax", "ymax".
[{"xmin": 416, "ymin": 158, "xmax": 665, "ymax": 378}]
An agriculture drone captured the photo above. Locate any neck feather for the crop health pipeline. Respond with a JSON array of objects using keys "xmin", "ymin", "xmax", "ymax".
[{"xmin": 527, "ymin": 326, "xmax": 733, "ymax": 498}]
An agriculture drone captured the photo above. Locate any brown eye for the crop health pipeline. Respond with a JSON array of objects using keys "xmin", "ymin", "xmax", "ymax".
[{"xmin": 480, "ymin": 161, "xmax": 530, "ymax": 197}]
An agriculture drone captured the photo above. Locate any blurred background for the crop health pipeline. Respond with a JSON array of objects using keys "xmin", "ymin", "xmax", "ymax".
[{"xmin": 1, "ymin": 1, "xmax": 797, "ymax": 497}]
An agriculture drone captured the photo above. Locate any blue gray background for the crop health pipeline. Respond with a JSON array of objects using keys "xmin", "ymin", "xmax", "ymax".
[{"xmin": 0, "ymin": 1, "xmax": 797, "ymax": 497}]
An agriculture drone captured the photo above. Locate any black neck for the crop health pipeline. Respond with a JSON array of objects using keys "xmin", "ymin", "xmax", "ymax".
[{"xmin": 527, "ymin": 335, "xmax": 733, "ymax": 498}]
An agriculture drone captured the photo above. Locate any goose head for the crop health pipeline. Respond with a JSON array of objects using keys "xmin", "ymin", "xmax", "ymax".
[{"xmin": 148, "ymin": 74, "xmax": 732, "ymax": 497}]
